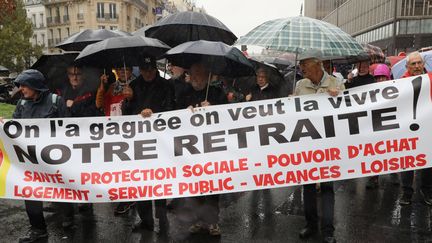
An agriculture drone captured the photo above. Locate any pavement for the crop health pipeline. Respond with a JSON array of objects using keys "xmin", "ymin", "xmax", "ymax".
[{"xmin": 1, "ymin": 173, "xmax": 432, "ymax": 243}]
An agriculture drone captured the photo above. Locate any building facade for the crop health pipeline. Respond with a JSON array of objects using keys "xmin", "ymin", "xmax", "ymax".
[
  {"xmin": 304, "ymin": 0, "xmax": 432, "ymax": 55},
  {"xmin": 42, "ymin": 0, "xmax": 159, "ymax": 50},
  {"xmin": 23, "ymin": 0, "xmax": 197, "ymax": 52},
  {"xmin": 24, "ymin": 0, "xmax": 49, "ymax": 53}
]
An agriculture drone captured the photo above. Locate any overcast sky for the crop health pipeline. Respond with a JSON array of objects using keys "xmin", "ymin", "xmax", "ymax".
[{"xmin": 194, "ymin": 0, "xmax": 304, "ymax": 37}]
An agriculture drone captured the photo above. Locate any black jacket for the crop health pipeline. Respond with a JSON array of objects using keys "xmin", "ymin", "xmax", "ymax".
[
  {"xmin": 345, "ymin": 74, "xmax": 375, "ymax": 89},
  {"xmin": 13, "ymin": 91, "xmax": 67, "ymax": 119},
  {"xmin": 176, "ymin": 85, "xmax": 227, "ymax": 109},
  {"xmin": 122, "ymin": 74, "xmax": 175, "ymax": 115},
  {"xmin": 57, "ymin": 84, "xmax": 101, "ymax": 117},
  {"xmin": 169, "ymin": 75, "xmax": 191, "ymax": 107},
  {"xmin": 250, "ymin": 84, "xmax": 278, "ymax": 101}
]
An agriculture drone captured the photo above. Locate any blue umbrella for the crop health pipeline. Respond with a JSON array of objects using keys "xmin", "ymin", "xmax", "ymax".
[{"xmin": 391, "ymin": 50, "xmax": 432, "ymax": 79}]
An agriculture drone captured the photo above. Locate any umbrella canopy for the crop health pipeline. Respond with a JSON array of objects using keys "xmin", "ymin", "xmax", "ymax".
[
  {"xmin": 387, "ymin": 55, "xmax": 404, "ymax": 67},
  {"xmin": 261, "ymin": 56, "xmax": 294, "ymax": 67},
  {"xmin": 360, "ymin": 43, "xmax": 385, "ymax": 64},
  {"xmin": 31, "ymin": 52, "xmax": 80, "ymax": 89},
  {"xmin": 391, "ymin": 50, "xmax": 432, "ymax": 79},
  {"xmin": 132, "ymin": 25, "xmax": 153, "ymax": 36},
  {"xmin": 0, "ymin": 65, "xmax": 9, "ymax": 72},
  {"xmin": 56, "ymin": 29, "xmax": 131, "ymax": 51},
  {"xmin": 249, "ymin": 58, "xmax": 284, "ymax": 86},
  {"xmin": 75, "ymin": 36, "xmax": 171, "ymax": 68},
  {"xmin": 163, "ymin": 40, "xmax": 254, "ymax": 78},
  {"xmin": 236, "ymin": 16, "xmax": 364, "ymax": 58},
  {"xmin": 145, "ymin": 11, "xmax": 237, "ymax": 47}
]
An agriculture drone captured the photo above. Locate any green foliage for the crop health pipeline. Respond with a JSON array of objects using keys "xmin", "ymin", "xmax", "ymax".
[
  {"xmin": 0, "ymin": 102, "xmax": 15, "ymax": 118},
  {"xmin": 0, "ymin": 0, "xmax": 42, "ymax": 73}
]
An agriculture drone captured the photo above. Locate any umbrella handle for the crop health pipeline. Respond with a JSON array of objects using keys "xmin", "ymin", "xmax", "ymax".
[
  {"xmin": 205, "ymin": 72, "xmax": 212, "ymax": 102},
  {"xmin": 293, "ymin": 48, "xmax": 299, "ymax": 95},
  {"xmin": 164, "ymin": 59, "xmax": 167, "ymax": 79}
]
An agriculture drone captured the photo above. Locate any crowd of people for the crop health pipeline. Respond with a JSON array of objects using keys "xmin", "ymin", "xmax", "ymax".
[{"xmin": 2, "ymin": 47, "xmax": 431, "ymax": 243}]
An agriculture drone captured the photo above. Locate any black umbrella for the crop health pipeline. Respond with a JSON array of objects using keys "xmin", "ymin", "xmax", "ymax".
[
  {"xmin": 74, "ymin": 36, "xmax": 171, "ymax": 68},
  {"xmin": 163, "ymin": 40, "xmax": 254, "ymax": 78},
  {"xmin": 249, "ymin": 58, "xmax": 285, "ymax": 87},
  {"xmin": 132, "ymin": 25, "xmax": 153, "ymax": 37},
  {"xmin": 31, "ymin": 52, "xmax": 79, "ymax": 90},
  {"xmin": 56, "ymin": 29, "xmax": 131, "ymax": 51},
  {"xmin": 145, "ymin": 11, "xmax": 237, "ymax": 47}
]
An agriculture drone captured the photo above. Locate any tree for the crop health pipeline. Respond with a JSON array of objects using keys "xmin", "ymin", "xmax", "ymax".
[{"xmin": 0, "ymin": 0, "xmax": 42, "ymax": 72}]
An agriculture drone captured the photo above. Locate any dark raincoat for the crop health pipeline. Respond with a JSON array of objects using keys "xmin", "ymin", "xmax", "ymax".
[
  {"xmin": 122, "ymin": 74, "xmax": 175, "ymax": 115},
  {"xmin": 176, "ymin": 84, "xmax": 227, "ymax": 109},
  {"xmin": 249, "ymin": 83, "xmax": 279, "ymax": 101},
  {"xmin": 13, "ymin": 91, "xmax": 67, "ymax": 119},
  {"xmin": 57, "ymin": 83, "xmax": 101, "ymax": 117}
]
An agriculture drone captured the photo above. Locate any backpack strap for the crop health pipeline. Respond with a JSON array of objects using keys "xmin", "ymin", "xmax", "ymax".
[{"xmin": 51, "ymin": 93, "xmax": 58, "ymax": 110}]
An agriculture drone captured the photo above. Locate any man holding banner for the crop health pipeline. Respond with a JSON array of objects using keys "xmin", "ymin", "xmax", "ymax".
[
  {"xmin": 399, "ymin": 51, "xmax": 432, "ymax": 206},
  {"xmin": 122, "ymin": 56, "xmax": 174, "ymax": 232},
  {"xmin": 294, "ymin": 49, "xmax": 344, "ymax": 243},
  {"xmin": 178, "ymin": 62, "xmax": 227, "ymax": 236}
]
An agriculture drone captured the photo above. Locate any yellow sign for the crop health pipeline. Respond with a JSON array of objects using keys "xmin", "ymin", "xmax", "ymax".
[{"xmin": 0, "ymin": 139, "xmax": 11, "ymax": 196}]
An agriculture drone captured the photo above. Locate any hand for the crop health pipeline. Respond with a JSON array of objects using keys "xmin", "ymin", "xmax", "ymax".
[
  {"xmin": 0, "ymin": 117, "xmax": 3, "ymax": 123},
  {"xmin": 122, "ymin": 85, "xmax": 133, "ymax": 100},
  {"xmin": 66, "ymin": 100, "xmax": 74, "ymax": 107},
  {"xmin": 347, "ymin": 72, "xmax": 354, "ymax": 82},
  {"xmin": 140, "ymin": 108, "xmax": 153, "ymax": 118},
  {"xmin": 327, "ymin": 87, "xmax": 340, "ymax": 97},
  {"xmin": 200, "ymin": 100, "xmax": 210, "ymax": 107},
  {"xmin": 187, "ymin": 104, "xmax": 199, "ymax": 113},
  {"xmin": 245, "ymin": 93, "xmax": 252, "ymax": 101},
  {"xmin": 100, "ymin": 74, "xmax": 109, "ymax": 84}
]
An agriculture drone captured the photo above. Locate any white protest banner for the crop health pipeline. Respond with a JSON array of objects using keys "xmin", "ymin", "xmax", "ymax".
[{"xmin": 0, "ymin": 74, "xmax": 431, "ymax": 202}]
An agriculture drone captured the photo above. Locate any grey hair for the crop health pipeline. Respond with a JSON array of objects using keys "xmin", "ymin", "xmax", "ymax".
[{"xmin": 406, "ymin": 51, "xmax": 424, "ymax": 66}]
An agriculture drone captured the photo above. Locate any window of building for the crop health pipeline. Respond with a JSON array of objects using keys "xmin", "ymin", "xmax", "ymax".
[
  {"xmin": 399, "ymin": 20, "xmax": 407, "ymax": 34},
  {"xmin": 77, "ymin": 4, "xmax": 84, "ymax": 20},
  {"xmin": 421, "ymin": 19, "xmax": 432, "ymax": 33},
  {"xmin": 55, "ymin": 7, "xmax": 60, "ymax": 23},
  {"xmin": 66, "ymin": 27, "xmax": 70, "ymax": 37},
  {"xmin": 414, "ymin": 0, "xmax": 423, "ymax": 15},
  {"xmin": 97, "ymin": 3, "xmax": 104, "ymax": 19},
  {"xmin": 109, "ymin": 3, "xmax": 117, "ymax": 19},
  {"xmin": 98, "ymin": 25, "xmax": 105, "ymax": 29},
  {"xmin": 427, "ymin": 0, "xmax": 432, "ymax": 15},
  {"xmin": 401, "ymin": 0, "xmax": 407, "ymax": 16},
  {"xmin": 32, "ymin": 14, "xmax": 36, "ymax": 26},
  {"xmin": 407, "ymin": 19, "xmax": 421, "ymax": 33},
  {"xmin": 41, "ymin": 34, "xmax": 45, "ymax": 45},
  {"xmin": 110, "ymin": 26, "xmax": 117, "ymax": 30},
  {"xmin": 39, "ymin": 13, "xmax": 44, "ymax": 27},
  {"xmin": 64, "ymin": 6, "xmax": 68, "ymax": 16},
  {"xmin": 58, "ymin": 28, "xmax": 62, "ymax": 40}
]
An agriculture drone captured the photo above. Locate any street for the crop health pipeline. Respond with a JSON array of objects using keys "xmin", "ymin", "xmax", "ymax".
[{"xmin": 1, "ymin": 174, "xmax": 431, "ymax": 243}]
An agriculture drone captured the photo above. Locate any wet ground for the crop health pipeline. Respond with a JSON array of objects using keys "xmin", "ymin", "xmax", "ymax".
[{"xmin": 1, "ymin": 174, "xmax": 432, "ymax": 243}]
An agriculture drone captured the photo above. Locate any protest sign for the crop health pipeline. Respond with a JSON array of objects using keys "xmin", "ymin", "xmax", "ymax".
[{"xmin": 0, "ymin": 75, "xmax": 430, "ymax": 202}]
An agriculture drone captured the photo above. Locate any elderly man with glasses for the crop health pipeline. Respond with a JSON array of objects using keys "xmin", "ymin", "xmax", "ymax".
[{"xmin": 399, "ymin": 51, "xmax": 432, "ymax": 206}]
